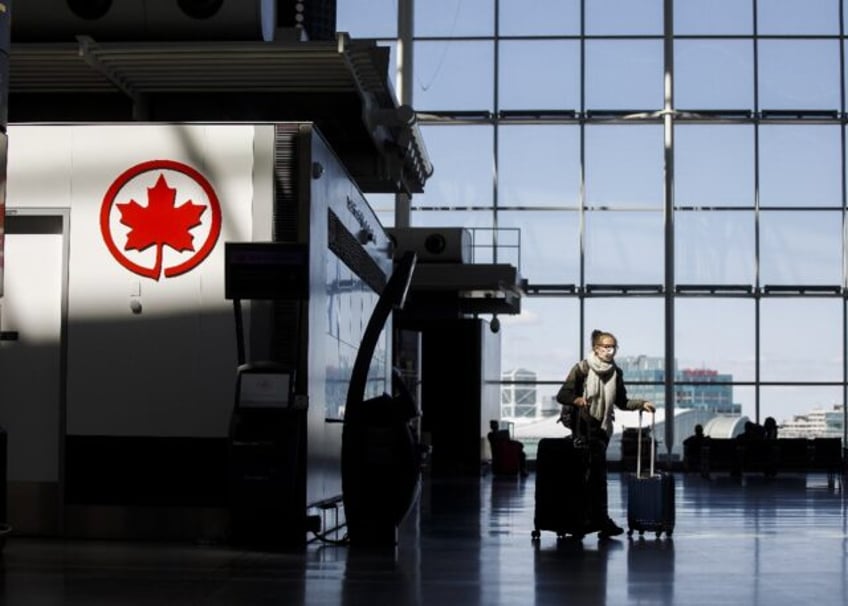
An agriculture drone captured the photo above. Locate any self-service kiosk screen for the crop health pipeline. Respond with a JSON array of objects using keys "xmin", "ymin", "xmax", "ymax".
[{"xmin": 239, "ymin": 372, "xmax": 292, "ymax": 408}]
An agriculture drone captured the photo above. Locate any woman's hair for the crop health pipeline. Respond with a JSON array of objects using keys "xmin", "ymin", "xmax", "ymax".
[{"xmin": 591, "ymin": 329, "xmax": 617, "ymax": 347}]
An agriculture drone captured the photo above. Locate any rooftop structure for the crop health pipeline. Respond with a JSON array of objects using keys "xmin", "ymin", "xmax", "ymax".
[{"xmin": 779, "ymin": 404, "xmax": 844, "ymax": 439}]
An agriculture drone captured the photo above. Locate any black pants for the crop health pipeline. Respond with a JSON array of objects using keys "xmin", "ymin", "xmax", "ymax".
[{"xmin": 577, "ymin": 416, "xmax": 612, "ymax": 525}]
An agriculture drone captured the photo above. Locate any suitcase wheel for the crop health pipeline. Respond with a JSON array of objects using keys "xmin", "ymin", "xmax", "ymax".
[{"xmin": 531, "ymin": 530, "xmax": 540, "ymax": 541}]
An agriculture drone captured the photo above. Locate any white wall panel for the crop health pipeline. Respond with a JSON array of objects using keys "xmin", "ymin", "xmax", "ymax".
[{"xmin": 7, "ymin": 123, "xmax": 258, "ymax": 438}]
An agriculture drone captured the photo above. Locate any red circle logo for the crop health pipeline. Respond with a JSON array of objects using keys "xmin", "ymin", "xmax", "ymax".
[{"xmin": 100, "ymin": 160, "xmax": 222, "ymax": 280}]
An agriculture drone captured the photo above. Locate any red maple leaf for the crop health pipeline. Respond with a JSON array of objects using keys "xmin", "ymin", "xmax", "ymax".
[{"xmin": 116, "ymin": 174, "xmax": 206, "ymax": 280}]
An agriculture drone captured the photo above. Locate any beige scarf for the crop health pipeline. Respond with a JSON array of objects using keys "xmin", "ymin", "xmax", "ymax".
[{"xmin": 584, "ymin": 352, "xmax": 618, "ymax": 435}]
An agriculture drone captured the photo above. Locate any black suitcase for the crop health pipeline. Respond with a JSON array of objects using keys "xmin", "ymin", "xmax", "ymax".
[
  {"xmin": 531, "ymin": 435, "xmax": 598, "ymax": 541},
  {"xmin": 626, "ymin": 411, "xmax": 675, "ymax": 539}
]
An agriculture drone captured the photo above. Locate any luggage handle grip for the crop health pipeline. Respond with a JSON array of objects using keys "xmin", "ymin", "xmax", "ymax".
[
  {"xmin": 636, "ymin": 409, "xmax": 656, "ymax": 478},
  {"xmin": 636, "ymin": 411, "xmax": 642, "ymax": 478}
]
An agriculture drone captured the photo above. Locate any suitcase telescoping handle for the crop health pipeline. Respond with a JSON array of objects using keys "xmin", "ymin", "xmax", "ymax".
[{"xmin": 636, "ymin": 410, "xmax": 656, "ymax": 478}]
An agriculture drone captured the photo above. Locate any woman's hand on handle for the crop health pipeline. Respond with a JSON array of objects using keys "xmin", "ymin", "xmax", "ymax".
[{"xmin": 642, "ymin": 402, "xmax": 656, "ymax": 413}]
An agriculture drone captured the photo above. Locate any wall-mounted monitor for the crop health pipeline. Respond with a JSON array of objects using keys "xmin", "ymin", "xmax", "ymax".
[{"xmin": 236, "ymin": 365, "xmax": 294, "ymax": 409}]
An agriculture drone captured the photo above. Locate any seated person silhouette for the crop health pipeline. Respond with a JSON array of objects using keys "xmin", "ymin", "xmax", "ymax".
[
  {"xmin": 761, "ymin": 417, "xmax": 779, "ymax": 477},
  {"xmin": 763, "ymin": 416, "xmax": 778, "ymax": 440},
  {"xmin": 737, "ymin": 421, "xmax": 766, "ymax": 440},
  {"xmin": 734, "ymin": 421, "xmax": 768, "ymax": 478},
  {"xmin": 487, "ymin": 420, "xmax": 528, "ymax": 477},
  {"xmin": 683, "ymin": 424, "xmax": 708, "ymax": 477}
]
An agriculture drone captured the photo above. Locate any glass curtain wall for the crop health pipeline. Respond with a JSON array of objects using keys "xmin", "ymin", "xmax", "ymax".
[{"xmin": 337, "ymin": 0, "xmax": 848, "ymax": 460}]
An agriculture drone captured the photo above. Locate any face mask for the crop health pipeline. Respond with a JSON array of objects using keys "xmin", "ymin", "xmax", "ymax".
[{"xmin": 598, "ymin": 345, "xmax": 616, "ymax": 356}]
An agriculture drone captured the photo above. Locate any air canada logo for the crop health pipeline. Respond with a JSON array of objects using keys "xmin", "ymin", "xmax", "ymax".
[{"xmin": 100, "ymin": 160, "xmax": 222, "ymax": 280}]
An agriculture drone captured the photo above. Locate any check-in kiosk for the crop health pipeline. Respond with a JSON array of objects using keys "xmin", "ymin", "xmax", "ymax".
[
  {"xmin": 228, "ymin": 362, "xmax": 303, "ymax": 547},
  {"xmin": 225, "ymin": 242, "xmax": 309, "ymax": 548},
  {"xmin": 342, "ymin": 251, "xmax": 422, "ymax": 548}
]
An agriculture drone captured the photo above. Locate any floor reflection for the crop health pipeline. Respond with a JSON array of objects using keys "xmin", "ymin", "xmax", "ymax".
[{"xmin": 0, "ymin": 472, "xmax": 846, "ymax": 606}]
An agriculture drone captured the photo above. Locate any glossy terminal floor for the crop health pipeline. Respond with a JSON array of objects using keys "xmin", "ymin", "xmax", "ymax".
[{"xmin": 1, "ymin": 471, "xmax": 846, "ymax": 606}]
